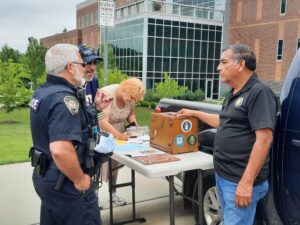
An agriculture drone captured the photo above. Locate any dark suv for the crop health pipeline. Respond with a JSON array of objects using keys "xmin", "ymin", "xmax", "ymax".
[{"xmin": 158, "ymin": 49, "xmax": 300, "ymax": 225}]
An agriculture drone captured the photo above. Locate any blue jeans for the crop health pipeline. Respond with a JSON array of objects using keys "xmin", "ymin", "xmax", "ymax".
[{"xmin": 215, "ymin": 173, "xmax": 268, "ymax": 225}]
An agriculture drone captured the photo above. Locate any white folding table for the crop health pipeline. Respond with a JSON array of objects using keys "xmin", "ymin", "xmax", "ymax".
[{"xmin": 108, "ymin": 145, "xmax": 214, "ymax": 225}]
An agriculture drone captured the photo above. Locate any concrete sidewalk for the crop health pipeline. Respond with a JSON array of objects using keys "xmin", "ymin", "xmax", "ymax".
[{"xmin": 0, "ymin": 162, "xmax": 194, "ymax": 225}]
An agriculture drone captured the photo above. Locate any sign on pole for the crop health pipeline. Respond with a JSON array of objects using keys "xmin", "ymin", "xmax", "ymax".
[{"xmin": 99, "ymin": 0, "xmax": 115, "ymax": 27}]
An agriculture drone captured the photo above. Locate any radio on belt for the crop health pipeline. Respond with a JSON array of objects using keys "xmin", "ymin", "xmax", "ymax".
[{"xmin": 150, "ymin": 112, "xmax": 199, "ymax": 154}]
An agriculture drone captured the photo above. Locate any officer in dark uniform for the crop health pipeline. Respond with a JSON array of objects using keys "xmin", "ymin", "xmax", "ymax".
[{"xmin": 29, "ymin": 44, "xmax": 112, "ymax": 225}]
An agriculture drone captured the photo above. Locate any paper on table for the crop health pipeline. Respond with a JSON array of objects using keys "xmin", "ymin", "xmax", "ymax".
[{"xmin": 115, "ymin": 143, "xmax": 165, "ymax": 157}]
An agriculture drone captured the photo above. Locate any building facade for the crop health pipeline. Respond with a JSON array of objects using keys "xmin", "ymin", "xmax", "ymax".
[
  {"xmin": 41, "ymin": 0, "xmax": 100, "ymax": 49},
  {"xmin": 105, "ymin": 0, "xmax": 225, "ymax": 99},
  {"xmin": 229, "ymin": 0, "xmax": 300, "ymax": 81},
  {"xmin": 41, "ymin": 0, "xmax": 225, "ymax": 100}
]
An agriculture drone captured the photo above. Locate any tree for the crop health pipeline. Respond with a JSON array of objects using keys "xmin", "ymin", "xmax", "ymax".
[
  {"xmin": 0, "ymin": 44, "xmax": 21, "ymax": 63},
  {"xmin": 62, "ymin": 27, "xmax": 67, "ymax": 32},
  {"xmin": 24, "ymin": 37, "xmax": 47, "ymax": 89},
  {"xmin": 99, "ymin": 44, "xmax": 116, "ymax": 69},
  {"xmin": 97, "ymin": 67, "xmax": 128, "ymax": 87},
  {"xmin": 153, "ymin": 73, "xmax": 188, "ymax": 99},
  {"xmin": 0, "ymin": 60, "xmax": 32, "ymax": 121}
]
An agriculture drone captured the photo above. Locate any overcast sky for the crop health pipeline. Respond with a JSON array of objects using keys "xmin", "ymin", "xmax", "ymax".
[{"xmin": 0, "ymin": 0, "xmax": 84, "ymax": 53}]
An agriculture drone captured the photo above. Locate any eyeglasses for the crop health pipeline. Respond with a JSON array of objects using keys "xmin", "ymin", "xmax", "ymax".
[
  {"xmin": 71, "ymin": 62, "xmax": 86, "ymax": 68},
  {"xmin": 86, "ymin": 60, "xmax": 99, "ymax": 66}
]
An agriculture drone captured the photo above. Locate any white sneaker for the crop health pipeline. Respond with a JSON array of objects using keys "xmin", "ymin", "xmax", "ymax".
[{"xmin": 112, "ymin": 193, "xmax": 126, "ymax": 206}]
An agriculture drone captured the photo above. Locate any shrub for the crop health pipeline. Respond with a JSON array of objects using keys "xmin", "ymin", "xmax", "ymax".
[
  {"xmin": 144, "ymin": 89, "xmax": 159, "ymax": 102},
  {"xmin": 149, "ymin": 102, "xmax": 157, "ymax": 109},
  {"xmin": 183, "ymin": 90, "xmax": 195, "ymax": 101},
  {"xmin": 194, "ymin": 89, "xmax": 205, "ymax": 101},
  {"xmin": 139, "ymin": 100, "xmax": 150, "ymax": 108},
  {"xmin": 153, "ymin": 73, "xmax": 187, "ymax": 100}
]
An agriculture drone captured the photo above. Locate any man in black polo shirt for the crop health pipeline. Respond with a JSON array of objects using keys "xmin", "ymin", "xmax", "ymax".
[{"xmin": 176, "ymin": 44, "xmax": 277, "ymax": 225}]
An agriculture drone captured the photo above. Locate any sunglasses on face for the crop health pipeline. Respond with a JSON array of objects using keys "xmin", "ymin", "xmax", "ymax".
[{"xmin": 86, "ymin": 60, "xmax": 99, "ymax": 66}]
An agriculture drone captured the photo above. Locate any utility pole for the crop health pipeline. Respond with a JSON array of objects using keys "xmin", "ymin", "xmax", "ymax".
[{"xmin": 99, "ymin": 0, "xmax": 115, "ymax": 86}]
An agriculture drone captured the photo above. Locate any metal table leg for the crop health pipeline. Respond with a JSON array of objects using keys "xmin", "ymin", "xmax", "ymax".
[
  {"xmin": 197, "ymin": 169, "xmax": 203, "ymax": 225},
  {"xmin": 168, "ymin": 175, "xmax": 175, "ymax": 225},
  {"xmin": 109, "ymin": 158, "xmax": 146, "ymax": 225}
]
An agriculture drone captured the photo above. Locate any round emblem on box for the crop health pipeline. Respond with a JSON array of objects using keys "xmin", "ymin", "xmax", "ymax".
[
  {"xmin": 181, "ymin": 120, "xmax": 192, "ymax": 132},
  {"xmin": 187, "ymin": 135, "xmax": 197, "ymax": 145},
  {"xmin": 174, "ymin": 135, "xmax": 185, "ymax": 147}
]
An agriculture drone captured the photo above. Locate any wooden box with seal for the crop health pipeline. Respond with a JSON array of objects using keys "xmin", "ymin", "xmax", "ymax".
[{"xmin": 150, "ymin": 112, "xmax": 199, "ymax": 154}]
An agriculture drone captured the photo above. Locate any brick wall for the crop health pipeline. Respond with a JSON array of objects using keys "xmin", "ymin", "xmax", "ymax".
[{"xmin": 229, "ymin": 0, "xmax": 300, "ymax": 81}]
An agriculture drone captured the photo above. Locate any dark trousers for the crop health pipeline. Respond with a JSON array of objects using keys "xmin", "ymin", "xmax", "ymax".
[{"xmin": 32, "ymin": 168, "xmax": 102, "ymax": 225}]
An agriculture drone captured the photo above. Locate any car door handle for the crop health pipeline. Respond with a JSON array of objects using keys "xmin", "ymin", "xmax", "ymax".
[{"xmin": 291, "ymin": 139, "xmax": 300, "ymax": 147}]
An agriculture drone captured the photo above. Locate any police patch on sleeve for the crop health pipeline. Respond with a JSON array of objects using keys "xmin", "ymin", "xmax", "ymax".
[{"xmin": 64, "ymin": 96, "xmax": 79, "ymax": 115}]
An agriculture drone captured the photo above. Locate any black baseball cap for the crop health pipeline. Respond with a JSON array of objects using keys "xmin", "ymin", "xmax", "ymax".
[{"xmin": 78, "ymin": 44, "xmax": 102, "ymax": 64}]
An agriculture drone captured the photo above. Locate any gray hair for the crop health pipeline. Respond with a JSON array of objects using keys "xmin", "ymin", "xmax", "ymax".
[
  {"xmin": 45, "ymin": 44, "xmax": 79, "ymax": 75},
  {"xmin": 222, "ymin": 44, "xmax": 256, "ymax": 71}
]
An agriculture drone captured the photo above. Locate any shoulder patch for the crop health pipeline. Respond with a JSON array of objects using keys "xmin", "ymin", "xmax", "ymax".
[{"xmin": 64, "ymin": 96, "xmax": 79, "ymax": 115}]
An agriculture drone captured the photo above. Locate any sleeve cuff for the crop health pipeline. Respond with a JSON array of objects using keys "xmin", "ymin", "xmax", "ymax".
[{"xmin": 97, "ymin": 111, "xmax": 105, "ymax": 121}]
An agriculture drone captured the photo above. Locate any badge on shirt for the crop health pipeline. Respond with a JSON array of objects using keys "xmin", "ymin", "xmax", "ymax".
[
  {"xmin": 235, "ymin": 97, "xmax": 244, "ymax": 107},
  {"xmin": 64, "ymin": 96, "xmax": 79, "ymax": 115}
]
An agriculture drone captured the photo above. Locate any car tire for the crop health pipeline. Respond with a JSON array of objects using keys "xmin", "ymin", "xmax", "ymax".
[{"xmin": 192, "ymin": 180, "xmax": 222, "ymax": 225}]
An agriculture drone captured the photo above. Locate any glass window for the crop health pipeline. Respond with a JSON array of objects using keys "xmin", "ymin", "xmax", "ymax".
[
  {"xmin": 155, "ymin": 57, "xmax": 162, "ymax": 71},
  {"xmin": 172, "ymin": 27, "xmax": 179, "ymax": 38},
  {"xmin": 185, "ymin": 79, "xmax": 191, "ymax": 89},
  {"xmin": 192, "ymin": 79, "xmax": 199, "ymax": 91},
  {"xmin": 179, "ymin": 40, "xmax": 186, "ymax": 57},
  {"xmin": 195, "ymin": 28, "xmax": 201, "ymax": 40},
  {"xmin": 156, "ymin": 19, "xmax": 163, "ymax": 24},
  {"xmin": 138, "ymin": 56, "xmax": 143, "ymax": 70},
  {"xmin": 188, "ymin": 23, "xmax": 194, "ymax": 28},
  {"xmin": 156, "ymin": 38, "xmax": 163, "ymax": 56},
  {"xmin": 164, "ymin": 20, "xmax": 171, "ymax": 25},
  {"xmin": 163, "ymin": 39, "xmax": 171, "ymax": 57},
  {"xmin": 146, "ymin": 78, "xmax": 154, "ymax": 90},
  {"xmin": 134, "ymin": 57, "xmax": 139, "ymax": 71},
  {"xmin": 171, "ymin": 58, "xmax": 178, "ymax": 72},
  {"xmin": 170, "ymin": 73, "xmax": 177, "ymax": 79},
  {"xmin": 172, "ymin": 21, "xmax": 179, "ymax": 26},
  {"xmin": 149, "ymin": 24, "xmax": 155, "ymax": 36},
  {"xmin": 207, "ymin": 60, "xmax": 214, "ymax": 73},
  {"xmin": 280, "ymin": 0, "xmax": 286, "ymax": 14},
  {"xmin": 215, "ymin": 43, "xmax": 221, "ymax": 59},
  {"xmin": 277, "ymin": 40, "xmax": 283, "ymax": 60},
  {"xmin": 193, "ymin": 59, "xmax": 200, "ymax": 72},
  {"xmin": 208, "ymin": 42, "xmax": 215, "ymax": 58},
  {"xmin": 209, "ymin": 30, "xmax": 216, "ymax": 42},
  {"xmin": 187, "ymin": 28, "xmax": 194, "ymax": 39},
  {"xmin": 156, "ymin": 25, "xmax": 163, "ymax": 37},
  {"xmin": 179, "ymin": 59, "xmax": 185, "ymax": 72},
  {"xmin": 216, "ymin": 31, "xmax": 222, "ymax": 42},
  {"xmin": 194, "ymin": 41, "xmax": 200, "ymax": 58},
  {"xmin": 187, "ymin": 41, "xmax": 194, "ymax": 58},
  {"xmin": 186, "ymin": 60, "xmax": 192, "ymax": 72},
  {"xmin": 171, "ymin": 39, "xmax": 179, "ymax": 57},
  {"xmin": 180, "ymin": 27, "xmax": 187, "ymax": 39},
  {"xmin": 163, "ymin": 58, "xmax": 170, "ymax": 72},
  {"xmin": 148, "ymin": 37, "xmax": 155, "ymax": 56},
  {"xmin": 149, "ymin": 18, "xmax": 155, "ymax": 24},
  {"xmin": 200, "ymin": 60, "xmax": 207, "ymax": 72},
  {"xmin": 202, "ymin": 30, "xmax": 208, "ymax": 40},
  {"xmin": 201, "ymin": 42, "xmax": 208, "ymax": 58},
  {"xmin": 164, "ymin": 26, "xmax": 171, "ymax": 37},
  {"xmin": 180, "ymin": 22, "xmax": 187, "ymax": 27}
]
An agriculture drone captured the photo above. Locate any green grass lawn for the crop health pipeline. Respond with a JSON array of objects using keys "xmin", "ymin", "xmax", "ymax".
[{"xmin": 0, "ymin": 107, "xmax": 153, "ymax": 165}]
